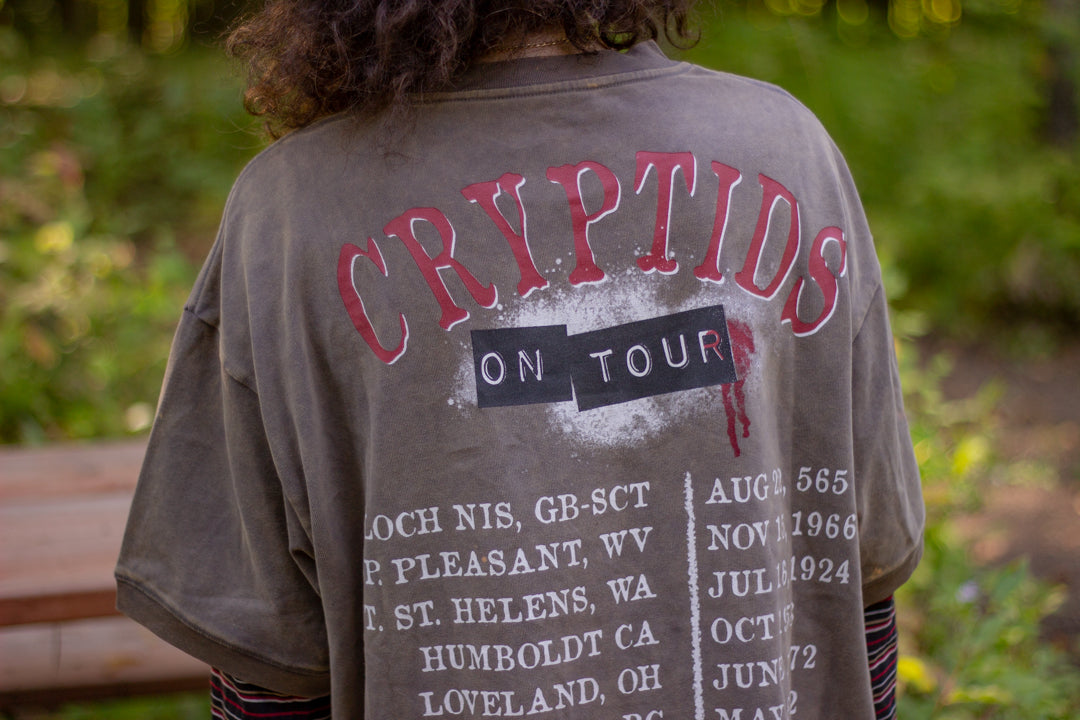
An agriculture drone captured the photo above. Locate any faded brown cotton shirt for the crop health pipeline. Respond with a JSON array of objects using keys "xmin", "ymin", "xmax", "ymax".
[{"xmin": 116, "ymin": 41, "xmax": 924, "ymax": 719}]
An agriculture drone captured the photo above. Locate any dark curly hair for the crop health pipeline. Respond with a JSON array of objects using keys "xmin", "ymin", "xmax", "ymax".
[{"xmin": 226, "ymin": 0, "xmax": 697, "ymax": 135}]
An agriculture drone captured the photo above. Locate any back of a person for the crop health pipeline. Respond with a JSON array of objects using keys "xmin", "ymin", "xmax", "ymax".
[{"xmin": 115, "ymin": 3, "xmax": 924, "ymax": 717}]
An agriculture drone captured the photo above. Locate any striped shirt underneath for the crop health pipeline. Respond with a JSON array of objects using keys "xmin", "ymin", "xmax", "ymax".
[{"xmin": 210, "ymin": 667, "xmax": 331, "ymax": 720}]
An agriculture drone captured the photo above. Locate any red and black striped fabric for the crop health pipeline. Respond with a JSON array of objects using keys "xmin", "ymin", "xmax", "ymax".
[
  {"xmin": 864, "ymin": 595, "xmax": 900, "ymax": 720},
  {"xmin": 210, "ymin": 667, "xmax": 331, "ymax": 719}
]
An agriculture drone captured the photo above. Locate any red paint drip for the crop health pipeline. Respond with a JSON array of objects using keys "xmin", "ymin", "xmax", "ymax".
[{"xmin": 720, "ymin": 320, "xmax": 755, "ymax": 457}]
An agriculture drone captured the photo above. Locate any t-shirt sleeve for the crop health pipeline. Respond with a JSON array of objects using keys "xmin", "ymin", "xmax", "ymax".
[
  {"xmin": 114, "ymin": 307, "xmax": 331, "ymax": 698},
  {"xmin": 851, "ymin": 284, "xmax": 925, "ymax": 606}
]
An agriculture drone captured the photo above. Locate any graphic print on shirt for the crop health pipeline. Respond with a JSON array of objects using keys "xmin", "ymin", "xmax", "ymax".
[
  {"xmin": 468, "ymin": 306, "xmax": 758, "ymax": 458},
  {"xmin": 345, "ymin": 150, "xmax": 859, "ymax": 719},
  {"xmin": 337, "ymin": 151, "xmax": 848, "ymax": 366},
  {"xmin": 721, "ymin": 320, "xmax": 757, "ymax": 458},
  {"xmin": 358, "ymin": 456, "xmax": 858, "ymax": 719},
  {"xmin": 469, "ymin": 305, "xmax": 736, "ymax": 411},
  {"xmin": 337, "ymin": 150, "xmax": 841, "ymax": 452}
]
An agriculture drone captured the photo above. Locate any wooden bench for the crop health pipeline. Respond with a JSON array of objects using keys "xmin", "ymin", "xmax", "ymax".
[{"xmin": 0, "ymin": 441, "xmax": 209, "ymax": 710}]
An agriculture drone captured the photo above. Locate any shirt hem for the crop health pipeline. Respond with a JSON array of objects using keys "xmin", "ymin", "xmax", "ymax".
[
  {"xmin": 115, "ymin": 575, "xmax": 331, "ymax": 698},
  {"xmin": 862, "ymin": 539, "xmax": 924, "ymax": 607}
]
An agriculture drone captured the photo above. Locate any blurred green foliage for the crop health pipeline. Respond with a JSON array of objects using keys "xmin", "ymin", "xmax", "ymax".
[
  {"xmin": 0, "ymin": 25, "xmax": 262, "ymax": 443},
  {"xmin": 39, "ymin": 691, "xmax": 210, "ymax": 719},
  {"xmin": 893, "ymin": 343, "xmax": 1080, "ymax": 718},
  {"xmin": 683, "ymin": 0, "xmax": 1080, "ymax": 342}
]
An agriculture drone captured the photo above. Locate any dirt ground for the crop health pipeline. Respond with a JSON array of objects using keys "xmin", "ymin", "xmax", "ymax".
[{"xmin": 923, "ymin": 337, "xmax": 1080, "ymax": 659}]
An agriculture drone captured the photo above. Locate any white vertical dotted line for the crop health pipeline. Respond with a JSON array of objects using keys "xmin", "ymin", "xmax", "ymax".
[{"xmin": 684, "ymin": 471, "xmax": 705, "ymax": 720}]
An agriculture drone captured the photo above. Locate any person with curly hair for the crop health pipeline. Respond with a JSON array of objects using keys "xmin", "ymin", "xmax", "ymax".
[
  {"xmin": 116, "ymin": 1, "xmax": 923, "ymax": 717},
  {"xmin": 226, "ymin": 0, "xmax": 696, "ymax": 134}
]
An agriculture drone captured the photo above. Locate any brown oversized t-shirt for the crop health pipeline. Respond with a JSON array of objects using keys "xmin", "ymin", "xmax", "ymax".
[{"xmin": 116, "ymin": 42, "xmax": 924, "ymax": 719}]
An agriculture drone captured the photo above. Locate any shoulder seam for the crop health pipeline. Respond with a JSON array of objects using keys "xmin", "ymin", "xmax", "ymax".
[{"xmin": 177, "ymin": 307, "xmax": 258, "ymax": 392}]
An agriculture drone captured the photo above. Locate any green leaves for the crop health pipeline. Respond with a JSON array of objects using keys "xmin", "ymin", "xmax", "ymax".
[
  {"xmin": 0, "ymin": 38, "xmax": 262, "ymax": 444},
  {"xmin": 683, "ymin": 0, "xmax": 1080, "ymax": 340}
]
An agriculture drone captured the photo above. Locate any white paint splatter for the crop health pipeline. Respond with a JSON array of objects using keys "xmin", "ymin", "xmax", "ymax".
[{"xmin": 446, "ymin": 272, "xmax": 770, "ymax": 450}]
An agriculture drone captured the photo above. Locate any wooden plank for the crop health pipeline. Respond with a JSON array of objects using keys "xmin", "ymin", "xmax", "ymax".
[
  {"xmin": 0, "ymin": 493, "xmax": 130, "ymax": 626},
  {"xmin": 0, "ymin": 441, "xmax": 149, "ymax": 626},
  {"xmin": 0, "ymin": 440, "xmax": 146, "ymax": 501},
  {"xmin": 0, "ymin": 616, "xmax": 209, "ymax": 707},
  {"xmin": 0, "ymin": 442, "xmax": 210, "ymax": 709},
  {"xmin": 0, "ymin": 590, "xmax": 120, "ymax": 628}
]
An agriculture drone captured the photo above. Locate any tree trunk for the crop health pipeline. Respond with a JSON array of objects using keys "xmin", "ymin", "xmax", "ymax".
[
  {"xmin": 128, "ymin": 0, "xmax": 147, "ymax": 45},
  {"xmin": 1043, "ymin": 0, "xmax": 1079, "ymax": 147}
]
